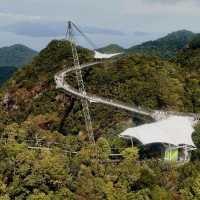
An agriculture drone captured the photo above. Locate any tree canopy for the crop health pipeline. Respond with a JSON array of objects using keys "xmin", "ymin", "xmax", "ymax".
[{"xmin": 0, "ymin": 38, "xmax": 199, "ymax": 198}]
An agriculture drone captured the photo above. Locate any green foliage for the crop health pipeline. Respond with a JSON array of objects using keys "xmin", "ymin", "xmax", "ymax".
[
  {"xmin": 175, "ymin": 38, "xmax": 200, "ymax": 112},
  {"xmin": 1, "ymin": 39, "xmax": 199, "ymax": 138},
  {"xmin": 192, "ymin": 175, "xmax": 200, "ymax": 199},
  {"xmin": 0, "ymin": 44, "xmax": 37, "ymax": 68},
  {"xmin": 121, "ymin": 147, "xmax": 138, "ymax": 159},
  {"xmin": 193, "ymin": 123, "xmax": 200, "ymax": 149},
  {"xmin": 189, "ymin": 34, "xmax": 200, "ymax": 49},
  {"xmin": 0, "ymin": 67, "xmax": 17, "ymax": 86},
  {"xmin": 191, "ymin": 123, "xmax": 200, "ymax": 160},
  {"xmin": 150, "ymin": 186, "xmax": 173, "ymax": 200},
  {"xmin": 96, "ymin": 137, "xmax": 111, "ymax": 160},
  {"xmin": 87, "ymin": 55, "xmax": 184, "ymax": 111},
  {"xmin": 97, "ymin": 44, "xmax": 124, "ymax": 53},
  {"xmin": 0, "ymin": 38, "xmax": 200, "ymax": 199},
  {"xmin": 127, "ymin": 30, "xmax": 194, "ymax": 59},
  {"xmin": 99, "ymin": 30, "xmax": 196, "ymax": 60},
  {"xmin": 0, "ymin": 118, "xmax": 195, "ymax": 199},
  {"xmin": 178, "ymin": 161, "xmax": 200, "ymax": 200},
  {"xmin": 27, "ymin": 193, "xmax": 51, "ymax": 200}
]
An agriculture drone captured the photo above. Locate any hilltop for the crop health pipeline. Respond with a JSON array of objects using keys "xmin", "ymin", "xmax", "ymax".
[
  {"xmin": 99, "ymin": 30, "xmax": 195, "ymax": 59},
  {"xmin": 127, "ymin": 30, "xmax": 195, "ymax": 59},
  {"xmin": 0, "ymin": 44, "xmax": 37, "ymax": 68},
  {"xmin": 97, "ymin": 44, "xmax": 125, "ymax": 53},
  {"xmin": 0, "ymin": 39, "xmax": 197, "ymax": 136},
  {"xmin": 0, "ymin": 44, "xmax": 37, "ymax": 86},
  {"xmin": 176, "ymin": 33, "xmax": 200, "ymax": 71}
]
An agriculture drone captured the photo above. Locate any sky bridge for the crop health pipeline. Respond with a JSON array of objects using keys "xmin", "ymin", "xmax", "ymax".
[{"xmin": 54, "ymin": 21, "xmax": 198, "ymax": 162}]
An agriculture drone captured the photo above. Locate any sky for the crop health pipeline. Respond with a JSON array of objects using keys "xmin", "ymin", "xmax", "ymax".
[{"xmin": 0, "ymin": 0, "xmax": 200, "ymax": 50}]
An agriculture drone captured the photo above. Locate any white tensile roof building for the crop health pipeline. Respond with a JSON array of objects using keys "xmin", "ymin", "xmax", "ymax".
[
  {"xmin": 94, "ymin": 51, "xmax": 122, "ymax": 59},
  {"xmin": 120, "ymin": 116, "xmax": 196, "ymax": 162}
]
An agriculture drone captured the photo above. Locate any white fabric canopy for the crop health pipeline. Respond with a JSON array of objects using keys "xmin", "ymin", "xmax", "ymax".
[
  {"xmin": 94, "ymin": 51, "xmax": 122, "ymax": 59},
  {"xmin": 120, "ymin": 116, "xmax": 195, "ymax": 147}
]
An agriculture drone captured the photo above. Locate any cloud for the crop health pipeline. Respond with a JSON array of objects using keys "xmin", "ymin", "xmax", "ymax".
[
  {"xmin": 142, "ymin": 0, "xmax": 198, "ymax": 5},
  {"xmin": 0, "ymin": 12, "xmax": 42, "ymax": 21},
  {"xmin": 132, "ymin": 31, "xmax": 152, "ymax": 37},
  {"xmin": 2, "ymin": 21, "xmax": 125, "ymax": 38},
  {"xmin": 82, "ymin": 26, "xmax": 124, "ymax": 36},
  {"xmin": 121, "ymin": 0, "xmax": 200, "ymax": 17},
  {"xmin": 0, "ymin": 0, "xmax": 200, "ymax": 50},
  {"xmin": 3, "ymin": 22, "xmax": 65, "ymax": 37}
]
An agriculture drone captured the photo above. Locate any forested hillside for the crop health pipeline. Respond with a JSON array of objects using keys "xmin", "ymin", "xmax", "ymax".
[
  {"xmin": 99, "ymin": 30, "xmax": 195, "ymax": 59},
  {"xmin": 0, "ymin": 66, "xmax": 17, "ymax": 86},
  {"xmin": 127, "ymin": 30, "xmax": 195, "ymax": 59},
  {"xmin": 0, "ymin": 44, "xmax": 37, "ymax": 68},
  {"xmin": 0, "ymin": 40, "xmax": 190, "ymax": 136},
  {"xmin": 97, "ymin": 44, "xmax": 124, "ymax": 53},
  {"xmin": 0, "ymin": 39, "xmax": 200, "ymax": 199},
  {"xmin": 0, "ymin": 44, "xmax": 37, "ymax": 86}
]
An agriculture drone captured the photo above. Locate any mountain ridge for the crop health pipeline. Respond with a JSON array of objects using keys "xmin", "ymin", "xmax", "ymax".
[
  {"xmin": 0, "ymin": 39, "xmax": 198, "ymax": 134},
  {"xmin": 0, "ymin": 44, "xmax": 37, "ymax": 68},
  {"xmin": 0, "ymin": 44, "xmax": 38, "ymax": 86},
  {"xmin": 98, "ymin": 30, "xmax": 195, "ymax": 59},
  {"xmin": 97, "ymin": 44, "xmax": 125, "ymax": 53}
]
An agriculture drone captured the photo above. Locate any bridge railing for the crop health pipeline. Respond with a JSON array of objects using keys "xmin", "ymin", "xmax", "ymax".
[{"xmin": 55, "ymin": 62, "xmax": 200, "ymax": 121}]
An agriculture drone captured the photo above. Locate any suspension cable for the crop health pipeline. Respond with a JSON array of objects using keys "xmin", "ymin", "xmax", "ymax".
[{"xmin": 69, "ymin": 21, "xmax": 98, "ymax": 50}]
